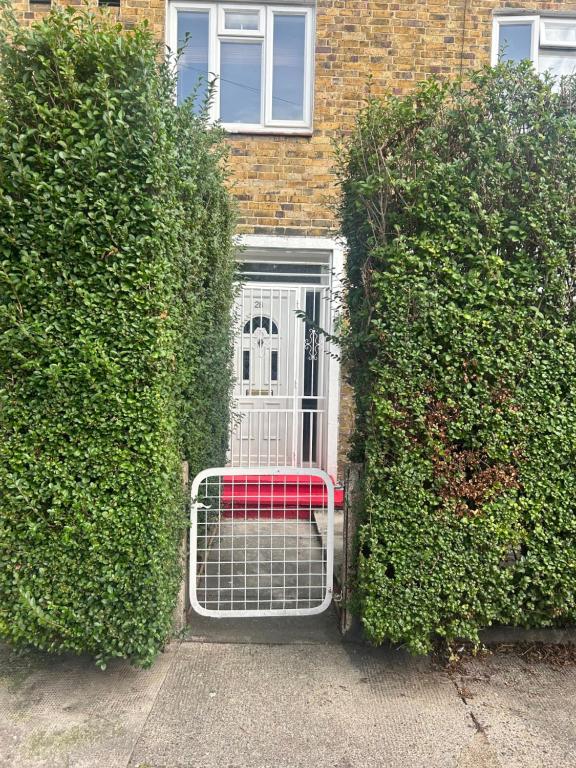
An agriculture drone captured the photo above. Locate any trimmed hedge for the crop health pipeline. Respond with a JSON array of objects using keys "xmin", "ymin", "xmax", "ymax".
[
  {"xmin": 0, "ymin": 7, "xmax": 235, "ymax": 666},
  {"xmin": 339, "ymin": 64, "xmax": 576, "ymax": 653}
]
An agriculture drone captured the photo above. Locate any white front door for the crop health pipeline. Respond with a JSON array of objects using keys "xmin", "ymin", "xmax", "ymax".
[{"xmin": 229, "ymin": 282, "xmax": 330, "ymax": 468}]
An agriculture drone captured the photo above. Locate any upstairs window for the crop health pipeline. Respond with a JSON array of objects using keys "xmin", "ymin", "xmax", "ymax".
[
  {"xmin": 492, "ymin": 15, "xmax": 576, "ymax": 80},
  {"xmin": 169, "ymin": 2, "xmax": 314, "ymax": 133}
]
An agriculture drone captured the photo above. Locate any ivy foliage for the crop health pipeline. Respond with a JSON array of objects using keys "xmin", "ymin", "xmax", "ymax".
[
  {"xmin": 0, "ymin": 7, "xmax": 235, "ymax": 666},
  {"xmin": 339, "ymin": 64, "xmax": 576, "ymax": 653}
]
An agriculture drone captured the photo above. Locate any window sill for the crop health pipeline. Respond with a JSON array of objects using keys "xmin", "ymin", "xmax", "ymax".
[{"xmin": 223, "ymin": 125, "xmax": 313, "ymax": 137}]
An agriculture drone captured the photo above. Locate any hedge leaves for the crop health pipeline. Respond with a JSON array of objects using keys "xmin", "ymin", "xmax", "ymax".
[
  {"xmin": 340, "ymin": 65, "xmax": 576, "ymax": 653},
  {"xmin": 0, "ymin": 7, "xmax": 235, "ymax": 665}
]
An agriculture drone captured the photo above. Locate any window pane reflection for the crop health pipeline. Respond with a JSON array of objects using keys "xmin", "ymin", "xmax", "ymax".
[
  {"xmin": 497, "ymin": 23, "xmax": 533, "ymax": 62},
  {"xmin": 272, "ymin": 14, "xmax": 306, "ymax": 121},
  {"xmin": 220, "ymin": 40, "xmax": 262, "ymax": 123},
  {"xmin": 225, "ymin": 11, "xmax": 259, "ymax": 31},
  {"xmin": 177, "ymin": 12, "xmax": 210, "ymax": 110}
]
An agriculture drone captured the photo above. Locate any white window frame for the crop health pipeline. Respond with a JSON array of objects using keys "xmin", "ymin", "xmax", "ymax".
[
  {"xmin": 168, "ymin": 1, "xmax": 315, "ymax": 135},
  {"xmin": 169, "ymin": 3, "xmax": 218, "ymax": 113},
  {"xmin": 218, "ymin": 35, "xmax": 266, "ymax": 128},
  {"xmin": 265, "ymin": 5, "xmax": 314, "ymax": 129},
  {"xmin": 218, "ymin": 5, "xmax": 264, "ymax": 35},
  {"xmin": 491, "ymin": 15, "xmax": 540, "ymax": 69},
  {"xmin": 540, "ymin": 18, "xmax": 576, "ymax": 49}
]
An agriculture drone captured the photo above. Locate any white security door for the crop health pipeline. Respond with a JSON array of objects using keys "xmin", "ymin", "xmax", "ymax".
[
  {"xmin": 229, "ymin": 281, "xmax": 330, "ymax": 468},
  {"xmin": 233, "ymin": 286, "xmax": 297, "ymax": 466}
]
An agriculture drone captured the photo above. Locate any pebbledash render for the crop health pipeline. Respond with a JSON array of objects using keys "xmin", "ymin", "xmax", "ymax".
[{"xmin": 14, "ymin": 0, "xmax": 576, "ymax": 480}]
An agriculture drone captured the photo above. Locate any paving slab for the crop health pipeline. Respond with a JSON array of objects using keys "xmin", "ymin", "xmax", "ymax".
[
  {"xmin": 452, "ymin": 653, "xmax": 576, "ymax": 768},
  {"xmin": 188, "ymin": 514, "xmax": 341, "ymax": 645},
  {"xmin": 129, "ymin": 642, "xmax": 474, "ymax": 768},
  {"xmin": 2, "ymin": 635, "xmax": 576, "ymax": 768},
  {"xmin": 0, "ymin": 642, "xmax": 176, "ymax": 768},
  {"xmin": 185, "ymin": 607, "xmax": 342, "ymax": 645}
]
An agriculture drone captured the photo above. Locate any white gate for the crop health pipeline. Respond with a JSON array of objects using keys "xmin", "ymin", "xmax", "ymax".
[
  {"xmin": 229, "ymin": 279, "xmax": 331, "ymax": 469},
  {"xmin": 189, "ymin": 467, "xmax": 335, "ymax": 617}
]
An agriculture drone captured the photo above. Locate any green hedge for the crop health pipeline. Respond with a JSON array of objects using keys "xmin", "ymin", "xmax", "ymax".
[
  {"xmin": 339, "ymin": 64, "xmax": 576, "ymax": 653},
  {"xmin": 0, "ymin": 7, "xmax": 235, "ymax": 666}
]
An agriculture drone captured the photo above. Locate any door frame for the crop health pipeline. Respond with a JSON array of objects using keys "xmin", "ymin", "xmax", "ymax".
[{"xmin": 237, "ymin": 234, "xmax": 344, "ymax": 479}]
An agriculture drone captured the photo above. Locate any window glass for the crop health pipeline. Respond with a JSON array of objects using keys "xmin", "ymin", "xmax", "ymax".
[
  {"xmin": 272, "ymin": 14, "xmax": 306, "ymax": 121},
  {"xmin": 220, "ymin": 40, "xmax": 262, "ymax": 123},
  {"xmin": 243, "ymin": 316, "xmax": 278, "ymax": 334},
  {"xmin": 540, "ymin": 51, "xmax": 576, "ymax": 79},
  {"xmin": 542, "ymin": 21, "xmax": 576, "ymax": 46},
  {"xmin": 497, "ymin": 23, "xmax": 533, "ymax": 62},
  {"xmin": 177, "ymin": 11, "xmax": 210, "ymax": 108},
  {"xmin": 240, "ymin": 262, "xmax": 327, "ymax": 284},
  {"xmin": 224, "ymin": 10, "xmax": 259, "ymax": 31}
]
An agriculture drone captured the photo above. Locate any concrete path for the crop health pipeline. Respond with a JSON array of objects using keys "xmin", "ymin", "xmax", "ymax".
[{"xmin": 1, "ymin": 625, "xmax": 576, "ymax": 768}]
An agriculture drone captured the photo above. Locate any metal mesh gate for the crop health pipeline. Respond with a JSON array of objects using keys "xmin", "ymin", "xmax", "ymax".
[{"xmin": 190, "ymin": 467, "xmax": 334, "ymax": 617}]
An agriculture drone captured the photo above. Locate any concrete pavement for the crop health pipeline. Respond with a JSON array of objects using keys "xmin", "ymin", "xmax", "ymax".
[{"xmin": 1, "ymin": 613, "xmax": 575, "ymax": 768}]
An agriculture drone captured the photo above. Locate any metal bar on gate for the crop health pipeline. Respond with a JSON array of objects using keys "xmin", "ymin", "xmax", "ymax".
[
  {"xmin": 292, "ymin": 292, "xmax": 302, "ymax": 467},
  {"xmin": 285, "ymin": 291, "xmax": 292, "ymax": 464}
]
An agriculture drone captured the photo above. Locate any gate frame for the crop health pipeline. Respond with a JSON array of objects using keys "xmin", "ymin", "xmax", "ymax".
[{"xmin": 189, "ymin": 466, "xmax": 335, "ymax": 618}]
